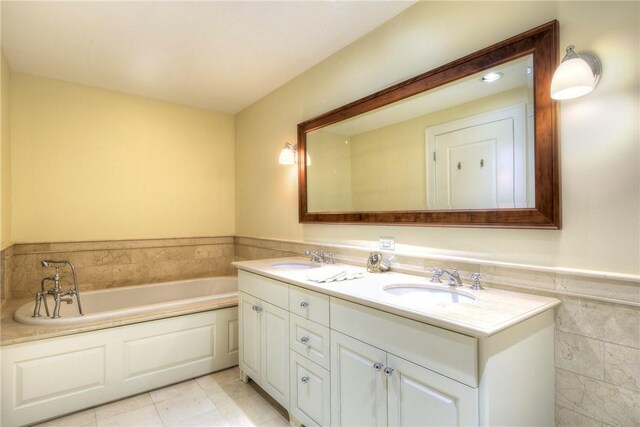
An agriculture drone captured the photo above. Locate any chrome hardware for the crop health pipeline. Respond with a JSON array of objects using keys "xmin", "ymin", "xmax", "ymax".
[
  {"xmin": 300, "ymin": 336, "xmax": 310, "ymax": 345},
  {"xmin": 304, "ymin": 250, "xmax": 334, "ymax": 264},
  {"xmin": 301, "ymin": 376, "xmax": 310, "ymax": 384},
  {"xmin": 34, "ymin": 260, "xmax": 83, "ymax": 319},
  {"xmin": 300, "ymin": 301, "xmax": 309, "ymax": 308},
  {"xmin": 251, "ymin": 305, "xmax": 263, "ymax": 313},
  {"xmin": 430, "ymin": 268, "xmax": 444, "ymax": 283},
  {"xmin": 432, "ymin": 267, "xmax": 463, "ymax": 287},
  {"xmin": 373, "ymin": 362, "xmax": 385, "ymax": 371},
  {"xmin": 470, "ymin": 273, "xmax": 485, "ymax": 290},
  {"xmin": 383, "ymin": 367, "xmax": 394, "ymax": 376}
]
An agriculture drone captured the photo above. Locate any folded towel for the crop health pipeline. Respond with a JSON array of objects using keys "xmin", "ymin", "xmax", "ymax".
[{"xmin": 307, "ymin": 269, "xmax": 364, "ymax": 283}]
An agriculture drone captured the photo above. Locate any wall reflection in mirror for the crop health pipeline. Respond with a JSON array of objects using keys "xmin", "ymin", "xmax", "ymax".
[{"xmin": 306, "ymin": 55, "xmax": 535, "ymax": 213}]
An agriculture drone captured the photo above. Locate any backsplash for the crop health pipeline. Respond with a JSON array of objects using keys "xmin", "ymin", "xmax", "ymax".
[
  {"xmin": 6, "ymin": 237, "xmax": 235, "ymax": 299},
  {"xmin": 2, "ymin": 235, "xmax": 638, "ymax": 426}
]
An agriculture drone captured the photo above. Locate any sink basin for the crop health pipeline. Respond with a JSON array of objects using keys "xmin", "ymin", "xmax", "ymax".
[
  {"xmin": 271, "ymin": 262, "xmax": 321, "ymax": 270},
  {"xmin": 383, "ymin": 284, "xmax": 476, "ymax": 305}
]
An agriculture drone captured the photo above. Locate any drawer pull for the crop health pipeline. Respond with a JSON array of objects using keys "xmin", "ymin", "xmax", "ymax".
[
  {"xmin": 252, "ymin": 305, "xmax": 263, "ymax": 313},
  {"xmin": 300, "ymin": 336, "xmax": 310, "ymax": 345},
  {"xmin": 300, "ymin": 301, "xmax": 309, "ymax": 308},
  {"xmin": 373, "ymin": 362, "xmax": 385, "ymax": 371},
  {"xmin": 301, "ymin": 376, "xmax": 310, "ymax": 384},
  {"xmin": 383, "ymin": 367, "xmax": 395, "ymax": 376}
]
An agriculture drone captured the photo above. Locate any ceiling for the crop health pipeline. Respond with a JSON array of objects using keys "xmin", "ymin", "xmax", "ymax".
[{"xmin": 1, "ymin": 1, "xmax": 415, "ymax": 114}]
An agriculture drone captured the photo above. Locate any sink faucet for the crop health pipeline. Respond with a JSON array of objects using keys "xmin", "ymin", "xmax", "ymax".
[
  {"xmin": 304, "ymin": 250, "xmax": 335, "ymax": 264},
  {"xmin": 431, "ymin": 267, "xmax": 463, "ymax": 287},
  {"xmin": 33, "ymin": 260, "xmax": 84, "ymax": 318}
]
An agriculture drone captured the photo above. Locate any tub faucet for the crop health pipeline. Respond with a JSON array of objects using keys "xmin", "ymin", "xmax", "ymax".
[{"xmin": 33, "ymin": 260, "xmax": 84, "ymax": 318}]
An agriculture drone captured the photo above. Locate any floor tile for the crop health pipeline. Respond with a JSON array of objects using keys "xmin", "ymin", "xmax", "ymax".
[
  {"xmin": 149, "ymin": 379, "xmax": 203, "ymax": 403},
  {"xmin": 155, "ymin": 393, "xmax": 218, "ymax": 425},
  {"xmin": 32, "ymin": 408, "xmax": 96, "ymax": 427},
  {"xmin": 95, "ymin": 405, "xmax": 162, "ymax": 427},
  {"xmin": 165, "ymin": 407, "xmax": 231, "ymax": 427},
  {"xmin": 94, "ymin": 393, "xmax": 153, "ymax": 422}
]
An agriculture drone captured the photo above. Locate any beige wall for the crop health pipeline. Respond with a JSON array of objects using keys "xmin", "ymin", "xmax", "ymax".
[
  {"xmin": 235, "ymin": 1, "xmax": 640, "ymax": 275},
  {"xmin": 307, "ymin": 130, "xmax": 352, "ymax": 211},
  {"xmin": 11, "ymin": 73, "xmax": 235, "ymax": 243},
  {"xmin": 1, "ymin": 50, "xmax": 11, "ymax": 249}
]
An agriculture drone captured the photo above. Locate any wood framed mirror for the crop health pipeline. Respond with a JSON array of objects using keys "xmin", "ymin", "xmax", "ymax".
[{"xmin": 297, "ymin": 21, "xmax": 559, "ymax": 229}]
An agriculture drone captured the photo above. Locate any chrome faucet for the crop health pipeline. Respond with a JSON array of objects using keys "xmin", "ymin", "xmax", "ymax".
[
  {"xmin": 430, "ymin": 267, "xmax": 463, "ymax": 287},
  {"xmin": 34, "ymin": 260, "xmax": 84, "ymax": 318},
  {"xmin": 304, "ymin": 250, "xmax": 335, "ymax": 264}
]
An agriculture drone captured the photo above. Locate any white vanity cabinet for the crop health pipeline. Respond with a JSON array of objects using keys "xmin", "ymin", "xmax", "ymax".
[
  {"xmin": 235, "ymin": 263, "xmax": 556, "ymax": 427},
  {"xmin": 238, "ymin": 272, "xmax": 289, "ymax": 409}
]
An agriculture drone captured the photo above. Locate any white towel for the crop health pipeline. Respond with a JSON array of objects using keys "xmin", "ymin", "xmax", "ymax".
[{"xmin": 307, "ymin": 269, "xmax": 364, "ymax": 283}]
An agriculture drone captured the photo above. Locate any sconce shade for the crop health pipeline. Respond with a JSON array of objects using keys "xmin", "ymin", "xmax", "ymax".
[
  {"xmin": 279, "ymin": 143, "xmax": 297, "ymax": 165},
  {"xmin": 551, "ymin": 45, "xmax": 601, "ymax": 100}
]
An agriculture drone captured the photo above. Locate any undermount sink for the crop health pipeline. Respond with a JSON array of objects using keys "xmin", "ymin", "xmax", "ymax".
[
  {"xmin": 271, "ymin": 262, "xmax": 321, "ymax": 270},
  {"xmin": 383, "ymin": 284, "xmax": 476, "ymax": 304}
]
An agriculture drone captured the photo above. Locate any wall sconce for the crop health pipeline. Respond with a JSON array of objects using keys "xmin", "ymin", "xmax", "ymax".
[
  {"xmin": 279, "ymin": 142, "xmax": 311, "ymax": 165},
  {"xmin": 551, "ymin": 45, "xmax": 601, "ymax": 100},
  {"xmin": 279, "ymin": 142, "xmax": 297, "ymax": 165}
]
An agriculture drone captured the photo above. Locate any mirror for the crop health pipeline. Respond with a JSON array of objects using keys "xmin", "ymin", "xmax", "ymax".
[{"xmin": 298, "ymin": 21, "xmax": 559, "ymax": 228}]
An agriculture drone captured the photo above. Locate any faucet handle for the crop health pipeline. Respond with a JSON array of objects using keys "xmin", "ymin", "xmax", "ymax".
[
  {"xmin": 430, "ymin": 268, "xmax": 444, "ymax": 283},
  {"xmin": 325, "ymin": 252, "xmax": 335, "ymax": 264},
  {"xmin": 469, "ymin": 273, "xmax": 485, "ymax": 290}
]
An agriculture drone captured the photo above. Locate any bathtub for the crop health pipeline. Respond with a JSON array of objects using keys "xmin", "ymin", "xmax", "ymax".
[
  {"xmin": 3, "ymin": 276, "xmax": 239, "ymax": 426},
  {"xmin": 13, "ymin": 276, "xmax": 238, "ymax": 325}
]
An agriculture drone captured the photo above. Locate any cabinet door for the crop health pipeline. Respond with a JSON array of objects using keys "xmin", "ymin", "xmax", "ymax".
[
  {"xmin": 331, "ymin": 330, "xmax": 387, "ymax": 427},
  {"xmin": 261, "ymin": 301, "xmax": 289, "ymax": 410},
  {"xmin": 290, "ymin": 351, "xmax": 331, "ymax": 427},
  {"xmin": 238, "ymin": 292, "xmax": 261, "ymax": 381},
  {"xmin": 387, "ymin": 354, "xmax": 478, "ymax": 427}
]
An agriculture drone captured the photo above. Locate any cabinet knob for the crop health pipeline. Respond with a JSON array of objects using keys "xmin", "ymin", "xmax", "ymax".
[
  {"xmin": 300, "ymin": 336, "xmax": 310, "ymax": 345},
  {"xmin": 373, "ymin": 362, "xmax": 385, "ymax": 371},
  {"xmin": 252, "ymin": 305, "xmax": 263, "ymax": 313},
  {"xmin": 301, "ymin": 376, "xmax": 310, "ymax": 384},
  {"xmin": 383, "ymin": 367, "xmax": 394, "ymax": 376},
  {"xmin": 300, "ymin": 301, "xmax": 309, "ymax": 308}
]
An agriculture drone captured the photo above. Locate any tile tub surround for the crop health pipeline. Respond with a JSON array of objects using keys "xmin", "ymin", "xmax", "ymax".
[
  {"xmin": 7, "ymin": 237, "xmax": 235, "ymax": 298},
  {"xmin": 235, "ymin": 236, "xmax": 640, "ymax": 427}
]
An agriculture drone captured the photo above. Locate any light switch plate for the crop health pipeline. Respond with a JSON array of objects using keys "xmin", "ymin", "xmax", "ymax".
[{"xmin": 378, "ymin": 237, "xmax": 395, "ymax": 250}]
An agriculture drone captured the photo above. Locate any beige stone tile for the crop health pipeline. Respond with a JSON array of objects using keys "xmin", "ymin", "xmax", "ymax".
[
  {"xmin": 88, "ymin": 250, "xmax": 132, "ymax": 267},
  {"xmin": 12, "ymin": 243, "xmax": 51, "ymax": 254},
  {"xmin": 33, "ymin": 408, "xmax": 96, "ymax": 427},
  {"xmin": 110, "ymin": 263, "xmax": 150, "ymax": 287},
  {"xmin": 556, "ymin": 296, "xmax": 640, "ymax": 348},
  {"xmin": 605, "ymin": 343, "xmax": 640, "ymax": 392},
  {"xmin": 557, "ymin": 274, "xmax": 640, "ymax": 305},
  {"xmin": 556, "ymin": 330, "xmax": 605, "ymax": 380},
  {"xmin": 95, "ymin": 404, "xmax": 162, "ymax": 427},
  {"xmin": 556, "ymin": 368, "xmax": 640, "ymax": 426},
  {"xmin": 75, "ymin": 266, "xmax": 114, "ymax": 290},
  {"xmin": 149, "ymin": 379, "xmax": 204, "ymax": 403},
  {"xmin": 214, "ymin": 394, "xmax": 283, "ymax": 426},
  {"xmin": 155, "ymin": 393, "xmax": 218, "ymax": 425},
  {"xmin": 94, "ymin": 393, "xmax": 153, "ymax": 421},
  {"xmin": 166, "ymin": 408, "xmax": 230, "ymax": 426},
  {"xmin": 556, "ymin": 405, "xmax": 603, "ymax": 427}
]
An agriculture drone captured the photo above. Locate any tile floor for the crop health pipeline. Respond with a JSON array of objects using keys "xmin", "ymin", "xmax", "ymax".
[{"xmin": 33, "ymin": 367, "xmax": 290, "ymax": 427}]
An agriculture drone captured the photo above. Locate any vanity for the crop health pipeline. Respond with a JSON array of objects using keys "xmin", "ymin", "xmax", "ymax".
[{"xmin": 233, "ymin": 257, "xmax": 560, "ymax": 427}]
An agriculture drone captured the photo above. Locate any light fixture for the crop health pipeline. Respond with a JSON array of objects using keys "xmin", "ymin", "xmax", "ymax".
[
  {"xmin": 279, "ymin": 142, "xmax": 297, "ymax": 165},
  {"xmin": 550, "ymin": 45, "xmax": 601, "ymax": 100},
  {"xmin": 481, "ymin": 72, "xmax": 503, "ymax": 83}
]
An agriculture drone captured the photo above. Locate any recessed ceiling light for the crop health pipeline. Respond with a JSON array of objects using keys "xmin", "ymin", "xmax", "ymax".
[{"xmin": 481, "ymin": 72, "xmax": 503, "ymax": 83}]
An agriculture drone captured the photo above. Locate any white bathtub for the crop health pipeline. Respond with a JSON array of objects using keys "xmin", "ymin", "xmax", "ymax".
[{"xmin": 13, "ymin": 276, "xmax": 238, "ymax": 326}]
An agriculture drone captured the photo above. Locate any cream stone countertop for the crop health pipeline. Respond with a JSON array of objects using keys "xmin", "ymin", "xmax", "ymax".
[
  {"xmin": 1, "ymin": 296, "xmax": 238, "ymax": 346},
  {"xmin": 233, "ymin": 257, "xmax": 561, "ymax": 338}
]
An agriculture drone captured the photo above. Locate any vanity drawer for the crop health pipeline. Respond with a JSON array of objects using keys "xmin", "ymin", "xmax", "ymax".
[
  {"xmin": 238, "ymin": 271, "xmax": 288, "ymax": 310},
  {"xmin": 330, "ymin": 297, "xmax": 478, "ymax": 387},
  {"xmin": 290, "ymin": 351, "xmax": 331, "ymax": 427},
  {"xmin": 290, "ymin": 314, "xmax": 331, "ymax": 370},
  {"xmin": 289, "ymin": 286, "xmax": 330, "ymax": 326}
]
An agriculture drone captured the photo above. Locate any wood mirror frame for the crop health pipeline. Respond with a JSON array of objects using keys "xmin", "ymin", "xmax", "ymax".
[{"xmin": 297, "ymin": 21, "xmax": 559, "ymax": 229}]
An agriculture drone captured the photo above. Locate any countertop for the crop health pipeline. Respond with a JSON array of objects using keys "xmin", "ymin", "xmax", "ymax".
[{"xmin": 232, "ymin": 257, "xmax": 560, "ymax": 338}]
